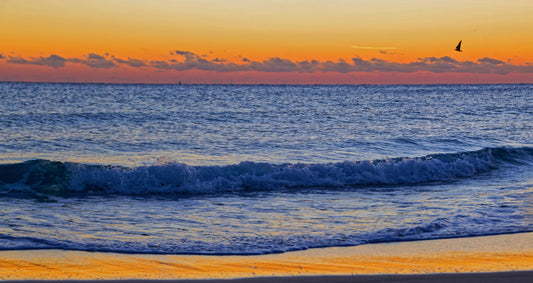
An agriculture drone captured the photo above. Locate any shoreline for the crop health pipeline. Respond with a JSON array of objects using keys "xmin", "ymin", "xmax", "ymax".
[{"xmin": 1, "ymin": 232, "xmax": 532, "ymax": 280}]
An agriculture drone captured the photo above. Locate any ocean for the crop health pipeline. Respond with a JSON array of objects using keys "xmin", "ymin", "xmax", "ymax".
[{"xmin": 0, "ymin": 82, "xmax": 531, "ymax": 255}]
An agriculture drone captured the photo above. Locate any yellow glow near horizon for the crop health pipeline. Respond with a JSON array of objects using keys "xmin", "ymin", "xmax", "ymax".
[{"xmin": 2, "ymin": 0, "xmax": 532, "ymax": 60}]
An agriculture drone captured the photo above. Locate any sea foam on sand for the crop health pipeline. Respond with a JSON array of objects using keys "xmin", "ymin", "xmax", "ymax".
[{"xmin": 0, "ymin": 232, "xmax": 532, "ymax": 280}]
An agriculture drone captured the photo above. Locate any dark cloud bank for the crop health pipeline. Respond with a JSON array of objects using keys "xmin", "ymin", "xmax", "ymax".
[
  {"xmin": 3, "ymin": 51, "xmax": 533, "ymax": 74},
  {"xmin": 6, "ymin": 53, "xmax": 116, "ymax": 69}
]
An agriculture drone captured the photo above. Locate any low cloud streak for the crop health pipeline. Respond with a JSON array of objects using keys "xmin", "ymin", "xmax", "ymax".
[
  {"xmin": 2, "ymin": 50, "xmax": 533, "ymax": 75},
  {"xmin": 5, "ymin": 53, "xmax": 116, "ymax": 69}
]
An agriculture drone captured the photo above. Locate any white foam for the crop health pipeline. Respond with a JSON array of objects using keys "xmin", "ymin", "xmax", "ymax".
[{"xmin": 65, "ymin": 147, "xmax": 526, "ymax": 195}]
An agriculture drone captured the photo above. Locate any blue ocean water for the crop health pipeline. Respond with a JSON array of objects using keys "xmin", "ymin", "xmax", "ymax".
[{"xmin": 0, "ymin": 82, "xmax": 532, "ymax": 255}]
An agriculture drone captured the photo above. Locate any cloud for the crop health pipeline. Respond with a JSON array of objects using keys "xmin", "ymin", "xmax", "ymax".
[
  {"xmin": 4, "ymin": 50, "xmax": 533, "ymax": 75},
  {"xmin": 6, "ymin": 56, "xmax": 30, "ymax": 65},
  {"xmin": 113, "ymin": 57, "xmax": 147, "ymax": 68},
  {"xmin": 6, "ymin": 54, "xmax": 67, "ymax": 68},
  {"xmin": 154, "ymin": 52, "xmax": 324, "ymax": 73},
  {"xmin": 323, "ymin": 59, "xmax": 355, "ymax": 73},
  {"xmin": 421, "ymin": 56, "xmax": 458, "ymax": 64},
  {"xmin": 36, "ymin": 54, "xmax": 67, "ymax": 68},
  {"xmin": 298, "ymin": 60, "xmax": 321, "ymax": 73},
  {"xmin": 0, "ymin": 53, "xmax": 4, "ymax": 59},
  {"xmin": 149, "ymin": 60, "xmax": 172, "ymax": 69},
  {"xmin": 249, "ymin": 57, "xmax": 300, "ymax": 72},
  {"xmin": 78, "ymin": 53, "xmax": 116, "ymax": 69},
  {"xmin": 173, "ymin": 50, "xmax": 196, "ymax": 57},
  {"xmin": 5, "ymin": 53, "xmax": 117, "ymax": 69},
  {"xmin": 151, "ymin": 50, "xmax": 249, "ymax": 72},
  {"xmin": 477, "ymin": 57, "xmax": 504, "ymax": 65}
]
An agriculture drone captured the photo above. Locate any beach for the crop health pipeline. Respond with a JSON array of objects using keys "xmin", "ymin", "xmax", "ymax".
[{"xmin": 1, "ymin": 232, "xmax": 532, "ymax": 281}]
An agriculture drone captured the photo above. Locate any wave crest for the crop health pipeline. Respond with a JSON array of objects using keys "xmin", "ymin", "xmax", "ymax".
[{"xmin": 1, "ymin": 147, "xmax": 531, "ymax": 195}]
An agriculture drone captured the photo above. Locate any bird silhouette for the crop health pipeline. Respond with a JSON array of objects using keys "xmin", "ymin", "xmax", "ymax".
[{"xmin": 455, "ymin": 40, "xmax": 462, "ymax": 52}]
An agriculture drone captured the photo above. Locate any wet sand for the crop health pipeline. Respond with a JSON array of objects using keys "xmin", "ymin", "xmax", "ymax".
[{"xmin": 1, "ymin": 232, "xmax": 532, "ymax": 281}]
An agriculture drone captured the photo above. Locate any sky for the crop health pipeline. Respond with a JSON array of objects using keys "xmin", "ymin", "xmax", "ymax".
[{"xmin": 1, "ymin": 0, "xmax": 533, "ymax": 84}]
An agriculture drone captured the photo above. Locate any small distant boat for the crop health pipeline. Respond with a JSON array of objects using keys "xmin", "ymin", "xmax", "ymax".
[{"xmin": 455, "ymin": 40, "xmax": 462, "ymax": 52}]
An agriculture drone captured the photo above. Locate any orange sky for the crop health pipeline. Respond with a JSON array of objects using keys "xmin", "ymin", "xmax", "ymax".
[{"xmin": 1, "ymin": 0, "xmax": 533, "ymax": 84}]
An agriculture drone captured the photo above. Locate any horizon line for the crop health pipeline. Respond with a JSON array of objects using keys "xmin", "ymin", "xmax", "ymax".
[{"xmin": 1, "ymin": 80, "xmax": 532, "ymax": 87}]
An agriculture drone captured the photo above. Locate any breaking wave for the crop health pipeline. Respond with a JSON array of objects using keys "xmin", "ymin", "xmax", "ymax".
[{"xmin": 1, "ymin": 147, "xmax": 532, "ymax": 196}]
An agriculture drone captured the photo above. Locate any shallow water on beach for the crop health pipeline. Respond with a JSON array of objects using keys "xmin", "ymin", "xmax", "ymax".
[{"xmin": 1, "ymin": 83, "xmax": 532, "ymax": 254}]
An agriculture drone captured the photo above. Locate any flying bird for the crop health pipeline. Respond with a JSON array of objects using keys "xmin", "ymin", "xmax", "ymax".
[{"xmin": 455, "ymin": 40, "xmax": 462, "ymax": 52}]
